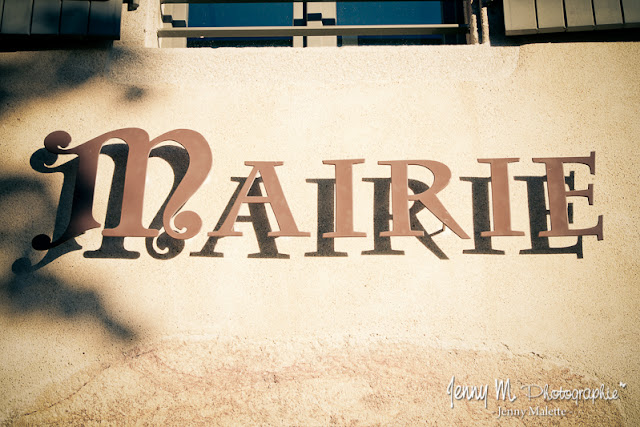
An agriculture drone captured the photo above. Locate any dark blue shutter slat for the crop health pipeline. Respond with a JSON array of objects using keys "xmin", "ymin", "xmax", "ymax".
[
  {"xmin": 593, "ymin": 0, "xmax": 623, "ymax": 29},
  {"xmin": 60, "ymin": 0, "xmax": 90, "ymax": 35},
  {"xmin": 0, "ymin": 0, "xmax": 5, "ymax": 33},
  {"xmin": 88, "ymin": 0, "xmax": 121, "ymax": 38},
  {"xmin": 564, "ymin": 0, "xmax": 595, "ymax": 31},
  {"xmin": 1, "ymin": 0, "xmax": 34, "ymax": 35},
  {"xmin": 622, "ymin": 0, "xmax": 640, "ymax": 26},
  {"xmin": 536, "ymin": 0, "xmax": 565, "ymax": 33},
  {"xmin": 503, "ymin": 0, "xmax": 537, "ymax": 35},
  {"xmin": 31, "ymin": 0, "xmax": 62, "ymax": 35}
]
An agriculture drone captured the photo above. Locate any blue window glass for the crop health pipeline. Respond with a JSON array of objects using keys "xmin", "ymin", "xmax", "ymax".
[
  {"xmin": 189, "ymin": 3, "xmax": 293, "ymax": 27},
  {"xmin": 188, "ymin": 3, "xmax": 294, "ymax": 47},
  {"xmin": 187, "ymin": 1, "xmax": 458, "ymax": 47},
  {"xmin": 337, "ymin": 1, "xmax": 444, "ymax": 45},
  {"xmin": 337, "ymin": 1, "xmax": 442, "ymax": 25}
]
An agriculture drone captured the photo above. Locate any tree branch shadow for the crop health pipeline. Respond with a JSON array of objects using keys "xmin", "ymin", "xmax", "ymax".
[
  {"xmin": 0, "ymin": 46, "xmax": 146, "ymax": 120},
  {"xmin": 0, "ymin": 176, "xmax": 138, "ymax": 341}
]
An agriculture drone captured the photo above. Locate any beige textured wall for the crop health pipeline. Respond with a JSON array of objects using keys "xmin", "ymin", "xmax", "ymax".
[{"xmin": 0, "ymin": 2, "xmax": 639, "ymax": 424}]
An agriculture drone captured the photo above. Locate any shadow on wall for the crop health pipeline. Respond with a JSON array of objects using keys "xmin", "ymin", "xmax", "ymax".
[
  {"xmin": 0, "ymin": 46, "xmax": 153, "ymax": 340},
  {"xmin": 83, "ymin": 144, "xmax": 191, "ymax": 261},
  {"xmin": 0, "ymin": 46, "xmax": 147, "ymax": 120},
  {"xmin": 24, "ymin": 137, "xmax": 455, "ymax": 262},
  {"xmin": 0, "ymin": 175, "xmax": 138, "ymax": 341},
  {"xmin": 22, "ymin": 135, "xmax": 585, "ymax": 265},
  {"xmin": 460, "ymin": 173, "xmax": 583, "ymax": 257}
]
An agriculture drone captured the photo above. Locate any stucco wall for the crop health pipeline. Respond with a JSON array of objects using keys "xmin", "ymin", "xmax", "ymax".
[{"xmin": 1, "ymin": 2, "xmax": 639, "ymax": 424}]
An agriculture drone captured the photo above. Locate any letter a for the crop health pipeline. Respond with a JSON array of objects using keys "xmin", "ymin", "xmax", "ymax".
[{"xmin": 209, "ymin": 162, "xmax": 310, "ymax": 237}]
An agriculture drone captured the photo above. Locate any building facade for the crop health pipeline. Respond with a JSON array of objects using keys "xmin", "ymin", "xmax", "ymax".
[{"xmin": 0, "ymin": 0, "xmax": 639, "ymax": 424}]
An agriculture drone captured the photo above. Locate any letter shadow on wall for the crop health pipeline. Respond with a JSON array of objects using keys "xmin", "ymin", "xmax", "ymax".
[
  {"xmin": 192, "ymin": 177, "xmax": 290, "ymax": 259},
  {"xmin": 29, "ymin": 142, "xmax": 299, "ymax": 260},
  {"xmin": 361, "ymin": 178, "xmax": 449, "ymax": 259},
  {"xmin": 460, "ymin": 173, "xmax": 582, "ymax": 258},
  {"xmin": 28, "ymin": 143, "xmax": 192, "ymax": 261},
  {"xmin": 83, "ymin": 144, "xmax": 191, "ymax": 260},
  {"xmin": 2, "ymin": 174, "xmax": 137, "ymax": 341},
  {"xmin": 304, "ymin": 177, "xmax": 448, "ymax": 259}
]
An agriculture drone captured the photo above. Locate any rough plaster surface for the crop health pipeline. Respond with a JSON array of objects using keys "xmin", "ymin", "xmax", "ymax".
[
  {"xmin": 0, "ymin": 2, "xmax": 639, "ymax": 424},
  {"xmin": 8, "ymin": 338, "xmax": 626, "ymax": 425}
]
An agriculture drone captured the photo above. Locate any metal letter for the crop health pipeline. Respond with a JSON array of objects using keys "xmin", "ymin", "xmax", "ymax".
[
  {"xmin": 533, "ymin": 152, "xmax": 603, "ymax": 240},
  {"xmin": 209, "ymin": 162, "xmax": 310, "ymax": 237},
  {"xmin": 34, "ymin": 128, "xmax": 212, "ymax": 250},
  {"xmin": 102, "ymin": 129, "xmax": 212, "ymax": 240},
  {"xmin": 477, "ymin": 158, "xmax": 524, "ymax": 237},
  {"xmin": 378, "ymin": 160, "xmax": 470, "ymax": 239},
  {"xmin": 322, "ymin": 159, "xmax": 366, "ymax": 238}
]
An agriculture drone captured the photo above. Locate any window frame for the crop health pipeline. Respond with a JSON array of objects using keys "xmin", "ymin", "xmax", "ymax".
[{"xmin": 158, "ymin": 0, "xmax": 471, "ymax": 47}]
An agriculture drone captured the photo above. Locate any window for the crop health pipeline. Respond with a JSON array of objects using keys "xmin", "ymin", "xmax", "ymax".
[
  {"xmin": 189, "ymin": 2, "xmax": 294, "ymax": 47},
  {"xmin": 158, "ymin": 0, "xmax": 468, "ymax": 47}
]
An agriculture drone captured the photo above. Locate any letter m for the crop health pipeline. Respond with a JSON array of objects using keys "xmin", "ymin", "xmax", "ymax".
[
  {"xmin": 32, "ymin": 128, "xmax": 212, "ymax": 250},
  {"xmin": 496, "ymin": 378, "xmax": 517, "ymax": 402}
]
